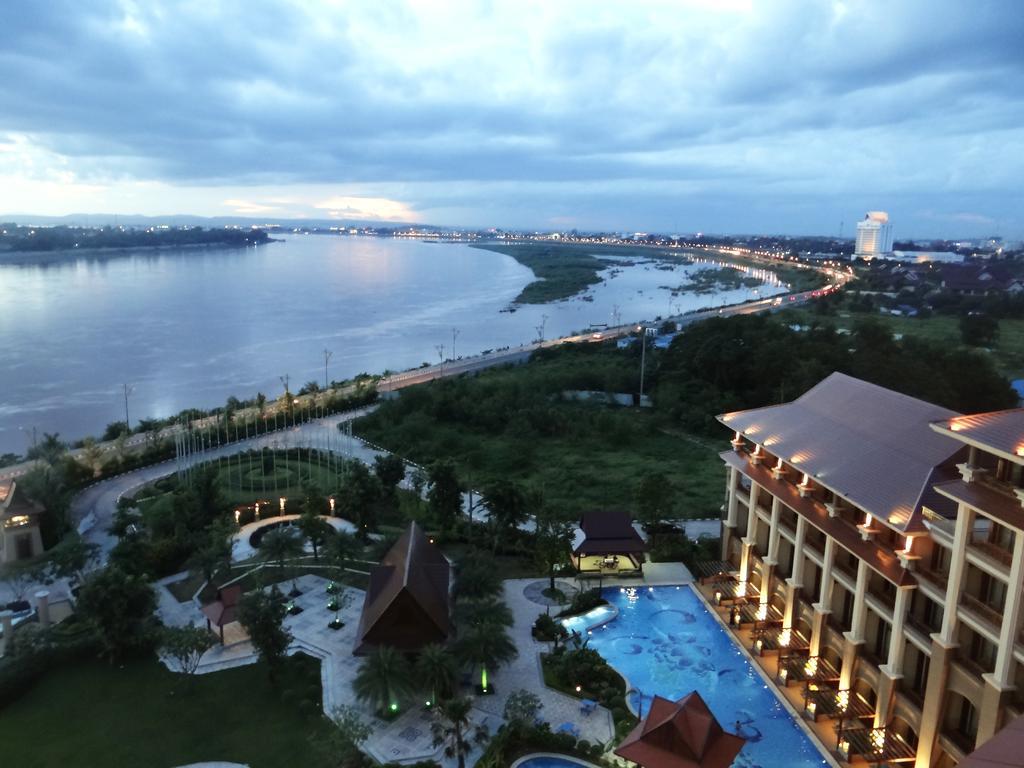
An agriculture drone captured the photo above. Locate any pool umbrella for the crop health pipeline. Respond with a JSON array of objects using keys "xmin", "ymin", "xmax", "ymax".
[{"xmin": 614, "ymin": 692, "xmax": 746, "ymax": 768}]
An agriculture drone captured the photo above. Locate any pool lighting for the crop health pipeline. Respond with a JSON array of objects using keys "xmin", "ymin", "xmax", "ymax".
[
  {"xmin": 389, "ymin": 703, "xmax": 398, "ymax": 712},
  {"xmin": 620, "ymin": 587, "xmax": 625, "ymax": 593},
  {"xmin": 648, "ymin": 587, "xmax": 654, "ymax": 592}
]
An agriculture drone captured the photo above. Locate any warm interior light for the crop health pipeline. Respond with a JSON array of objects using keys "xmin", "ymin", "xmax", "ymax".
[
  {"xmin": 864, "ymin": 513, "xmax": 873, "ymax": 527},
  {"xmin": 903, "ymin": 537, "xmax": 914, "ymax": 555}
]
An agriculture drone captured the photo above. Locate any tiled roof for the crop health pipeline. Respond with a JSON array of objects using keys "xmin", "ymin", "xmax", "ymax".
[
  {"xmin": 719, "ymin": 372, "xmax": 965, "ymax": 532},
  {"xmin": 575, "ymin": 510, "xmax": 647, "ymax": 555},
  {"xmin": 353, "ymin": 521, "xmax": 451, "ymax": 655},
  {"xmin": 960, "ymin": 713, "xmax": 1024, "ymax": 768},
  {"xmin": 931, "ymin": 409, "xmax": 1024, "ymax": 461}
]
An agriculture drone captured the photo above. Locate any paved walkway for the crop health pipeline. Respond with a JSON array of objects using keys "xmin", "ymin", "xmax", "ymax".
[{"xmin": 231, "ymin": 515, "xmax": 357, "ymax": 562}]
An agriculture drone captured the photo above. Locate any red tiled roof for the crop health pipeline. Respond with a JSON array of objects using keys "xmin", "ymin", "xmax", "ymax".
[
  {"xmin": 960, "ymin": 713, "xmax": 1024, "ymax": 767},
  {"xmin": 615, "ymin": 692, "xmax": 746, "ymax": 768},
  {"xmin": 931, "ymin": 409, "xmax": 1024, "ymax": 462},
  {"xmin": 719, "ymin": 372, "xmax": 965, "ymax": 532},
  {"xmin": 353, "ymin": 521, "xmax": 451, "ymax": 655}
]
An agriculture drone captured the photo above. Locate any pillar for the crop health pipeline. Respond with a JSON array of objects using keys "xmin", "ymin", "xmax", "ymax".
[
  {"xmin": 977, "ymin": 529, "xmax": 1024, "ymax": 743},
  {"xmin": 35, "ymin": 590, "xmax": 50, "ymax": 629},
  {"xmin": 722, "ymin": 468, "xmax": 740, "ymax": 560},
  {"xmin": 839, "ymin": 560, "xmax": 870, "ymax": 690},
  {"xmin": 739, "ymin": 483, "xmax": 760, "ymax": 583},
  {"xmin": 809, "ymin": 537, "xmax": 836, "ymax": 657},
  {"xmin": 915, "ymin": 636, "xmax": 957, "ymax": 768},
  {"xmin": 766, "ymin": 497, "xmax": 781, "ymax": 565},
  {"xmin": 0, "ymin": 610, "xmax": 12, "ymax": 657},
  {"xmin": 783, "ymin": 518, "xmax": 807, "ymax": 630},
  {"xmin": 939, "ymin": 504, "xmax": 973, "ymax": 645},
  {"xmin": 876, "ymin": 586, "xmax": 911, "ymax": 727}
]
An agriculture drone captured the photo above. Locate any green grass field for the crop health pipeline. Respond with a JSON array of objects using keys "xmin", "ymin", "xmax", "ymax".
[
  {"xmin": 780, "ymin": 307, "xmax": 1024, "ymax": 379},
  {"xmin": 0, "ymin": 655, "xmax": 333, "ymax": 768}
]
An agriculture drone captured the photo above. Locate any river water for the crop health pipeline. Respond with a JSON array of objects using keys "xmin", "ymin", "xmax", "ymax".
[{"xmin": 0, "ymin": 236, "xmax": 784, "ymax": 453}]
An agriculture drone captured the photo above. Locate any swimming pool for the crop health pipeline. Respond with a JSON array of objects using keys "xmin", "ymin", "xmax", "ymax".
[
  {"xmin": 512, "ymin": 755, "xmax": 597, "ymax": 768},
  {"xmin": 570, "ymin": 585, "xmax": 830, "ymax": 768}
]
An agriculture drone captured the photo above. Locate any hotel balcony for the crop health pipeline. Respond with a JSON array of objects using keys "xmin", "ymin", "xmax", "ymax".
[{"xmin": 959, "ymin": 593, "xmax": 1004, "ymax": 637}]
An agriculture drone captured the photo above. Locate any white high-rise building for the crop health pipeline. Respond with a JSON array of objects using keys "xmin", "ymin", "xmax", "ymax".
[{"xmin": 854, "ymin": 211, "xmax": 893, "ymax": 259}]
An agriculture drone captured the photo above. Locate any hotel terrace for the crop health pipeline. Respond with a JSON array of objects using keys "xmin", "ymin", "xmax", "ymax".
[{"xmin": 698, "ymin": 372, "xmax": 1024, "ymax": 768}]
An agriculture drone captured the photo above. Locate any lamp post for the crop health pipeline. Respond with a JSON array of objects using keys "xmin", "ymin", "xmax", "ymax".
[
  {"xmin": 323, "ymin": 349, "xmax": 333, "ymax": 390},
  {"xmin": 435, "ymin": 344, "xmax": 445, "ymax": 377},
  {"xmin": 451, "ymin": 328, "xmax": 459, "ymax": 361},
  {"xmin": 122, "ymin": 383, "xmax": 134, "ymax": 431}
]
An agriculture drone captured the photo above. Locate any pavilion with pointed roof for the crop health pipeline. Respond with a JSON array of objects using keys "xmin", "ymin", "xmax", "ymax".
[
  {"xmin": 614, "ymin": 692, "xmax": 746, "ymax": 768},
  {"xmin": 353, "ymin": 521, "xmax": 452, "ymax": 656},
  {"xmin": 0, "ymin": 480, "xmax": 45, "ymax": 565}
]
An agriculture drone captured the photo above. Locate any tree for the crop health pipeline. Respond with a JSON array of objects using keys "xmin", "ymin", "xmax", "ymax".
[
  {"xmin": 336, "ymin": 460, "xmax": 382, "ymax": 538},
  {"xmin": 503, "ymin": 689, "xmax": 543, "ymax": 733},
  {"xmin": 452, "ymin": 550, "xmax": 502, "ymax": 601},
  {"xmin": 46, "ymin": 533, "xmax": 100, "ymax": 588},
  {"xmin": 483, "ymin": 480, "xmax": 527, "ymax": 552},
  {"xmin": 259, "ymin": 527, "xmax": 305, "ymax": 575},
  {"xmin": 315, "ymin": 705, "xmax": 374, "ymax": 768},
  {"xmin": 373, "ymin": 454, "xmax": 406, "ymax": 496},
  {"xmin": 78, "ymin": 437, "xmax": 105, "ymax": 477},
  {"xmin": 353, "ymin": 645, "xmax": 415, "ymax": 716},
  {"xmin": 455, "ymin": 620, "xmax": 517, "ymax": 693},
  {"xmin": 416, "ymin": 643, "xmax": 458, "ymax": 707},
  {"xmin": 455, "ymin": 597, "xmax": 514, "ymax": 633},
  {"xmin": 76, "ymin": 565, "xmax": 160, "ymax": 659},
  {"xmin": 238, "ymin": 586, "xmax": 292, "ymax": 681},
  {"xmin": 256, "ymin": 392, "xmax": 267, "ymax": 417},
  {"xmin": 0, "ymin": 559, "xmax": 46, "ymax": 603},
  {"xmin": 635, "ymin": 471, "xmax": 675, "ymax": 528},
  {"xmin": 431, "ymin": 696, "xmax": 489, "ymax": 768},
  {"xmin": 428, "ymin": 460, "xmax": 462, "ymax": 534},
  {"xmin": 327, "ymin": 529, "xmax": 361, "ymax": 574},
  {"xmin": 533, "ymin": 509, "xmax": 574, "ymax": 592},
  {"xmin": 28, "ymin": 432, "xmax": 66, "ymax": 465},
  {"xmin": 297, "ymin": 507, "xmax": 332, "ymax": 562},
  {"xmin": 161, "ymin": 623, "xmax": 216, "ymax": 681},
  {"xmin": 188, "ymin": 520, "xmax": 233, "ymax": 584},
  {"xmin": 960, "ymin": 313, "xmax": 1000, "ymax": 347}
]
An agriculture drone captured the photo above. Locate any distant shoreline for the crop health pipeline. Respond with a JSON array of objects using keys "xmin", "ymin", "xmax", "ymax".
[{"xmin": 0, "ymin": 238, "xmax": 277, "ymax": 266}]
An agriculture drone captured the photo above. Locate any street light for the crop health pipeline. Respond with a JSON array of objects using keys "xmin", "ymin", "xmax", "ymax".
[
  {"xmin": 323, "ymin": 349, "xmax": 333, "ymax": 390},
  {"xmin": 451, "ymin": 328, "xmax": 459, "ymax": 360},
  {"xmin": 122, "ymin": 383, "xmax": 134, "ymax": 431}
]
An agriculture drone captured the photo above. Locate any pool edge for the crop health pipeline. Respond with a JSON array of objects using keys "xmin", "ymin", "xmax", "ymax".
[
  {"xmin": 689, "ymin": 583, "xmax": 843, "ymax": 768},
  {"xmin": 510, "ymin": 752, "xmax": 601, "ymax": 768}
]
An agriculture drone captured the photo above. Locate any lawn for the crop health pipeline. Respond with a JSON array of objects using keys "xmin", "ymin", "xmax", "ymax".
[
  {"xmin": 780, "ymin": 307, "xmax": 1024, "ymax": 379},
  {"xmin": 0, "ymin": 654, "xmax": 333, "ymax": 768}
]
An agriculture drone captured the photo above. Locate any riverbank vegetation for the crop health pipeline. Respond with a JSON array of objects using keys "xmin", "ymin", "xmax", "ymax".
[
  {"xmin": 0, "ymin": 224, "xmax": 271, "ymax": 255},
  {"xmin": 473, "ymin": 243, "xmax": 613, "ymax": 303},
  {"xmin": 355, "ymin": 343, "xmax": 727, "ymax": 520}
]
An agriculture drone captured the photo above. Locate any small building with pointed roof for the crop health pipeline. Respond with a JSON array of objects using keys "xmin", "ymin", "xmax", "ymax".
[
  {"xmin": 0, "ymin": 480, "xmax": 45, "ymax": 565},
  {"xmin": 615, "ymin": 691, "xmax": 745, "ymax": 768},
  {"xmin": 353, "ymin": 521, "xmax": 452, "ymax": 655},
  {"xmin": 572, "ymin": 509, "xmax": 647, "ymax": 576}
]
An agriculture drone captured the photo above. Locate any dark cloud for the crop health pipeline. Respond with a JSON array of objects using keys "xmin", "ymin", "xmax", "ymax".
[{"xmin": 0, "ymin": 0, "xmax": 1022, "ymax": 236}]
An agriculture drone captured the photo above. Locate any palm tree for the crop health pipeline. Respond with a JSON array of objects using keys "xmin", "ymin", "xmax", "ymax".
[
  {"xmin": 431, "ymin": 697, "xmax": 489, "ymax": 768},
  {"xmin": 353, "ymin": 646, "xmax": 415, "ymax": 716},
  {"xmin": 297, "ymin": 508, "xmax": 332, "ymax": 561},
  {"xmin": 456, "ymin": 621, "xmax": 517, "ymax": 694},
  {"xmin": 259, "ymin": 527, "xmax": 304, "ymax": 576},
  {"xmin": 454, "ymin": 597, "xmax": 513, "ymax": 632},
  {"xmin": 415, "ymin": 644, "xmax": 457, "ymax": 707},
  {"xmin": 327, "ymin": 529, "xmax": 361, "ymax": 577}
]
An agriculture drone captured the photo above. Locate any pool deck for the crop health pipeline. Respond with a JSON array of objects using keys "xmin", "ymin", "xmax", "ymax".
[{"xmin": 692, "ymin": 581, "xmax": 844, "ymax": 768}]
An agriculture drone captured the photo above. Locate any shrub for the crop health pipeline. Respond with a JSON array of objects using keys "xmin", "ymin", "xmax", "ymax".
[{"xmin": 556, "ymin": 587, "xmax": 605, "ymax": 618}]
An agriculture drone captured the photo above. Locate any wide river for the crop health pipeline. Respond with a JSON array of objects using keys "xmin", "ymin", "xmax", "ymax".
[{"xmin": 0, "ymin": 236, "xmax": 784, "ymax": 454}]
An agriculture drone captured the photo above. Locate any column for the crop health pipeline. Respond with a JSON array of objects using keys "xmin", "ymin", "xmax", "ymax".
[
  {"xmin": 809, "ymin": 537, "xmax": 836, "ymax": 657},
  {"xmin": 739, "ymin": 483, "xmax": 760, "ymax": 583},
  {"xmin": 876, "ymin": 586, "xmax": 912, "ymax": 727},
  {"xmin": 939, "ymin": 504, "xmax": 972, "ymax": 645},
  {"xmin": 978, "ymin": 529, "xmax": 1024, "ymax": 743},
  {"xmin": 784, "ymin": 517, "xmax": 808, "ymax": 630},
  {"xmin": 722, "ymin": 468, "xmax": 741, "ymax": 560},
  {"xmin": 839, "ymin": 560, "xmax": 869, "ymax": 690},
  {"xmin": 35, "ymin": 590, "xmax": 50, "ymax": 629},
  {"xmin": 0, "ymin": 610, "xmax": 12, "ymax": 657}
]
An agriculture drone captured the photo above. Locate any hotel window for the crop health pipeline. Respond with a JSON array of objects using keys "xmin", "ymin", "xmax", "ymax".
[
  {"xmin": 966, "ymin": 630, "xmax": 997, "ymax": 675},
  {"xmin": 908, "ymin": 649, "xmax": 929, "ymax": 700},
  {"xmin": 872, "ymin": 616, "xmax": 892, "ymax": 661},
  {"xmin": 840, "ymin": 589, "xmax": 855, "ymax": 630}
]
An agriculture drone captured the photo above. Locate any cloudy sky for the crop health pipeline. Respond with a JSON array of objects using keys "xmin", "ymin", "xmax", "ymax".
[{"xmin": 1, "ymin": 0, "xmax": 1021, "ymax": 237}]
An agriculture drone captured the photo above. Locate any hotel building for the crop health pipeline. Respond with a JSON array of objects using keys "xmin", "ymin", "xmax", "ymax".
[
  {"xmin": 711, "ymin": 372, "xmax": 1024, "ymax": 767},
  {"xmin": 855, "ymin": 211, "xmax": 894, "ymax": 259}
]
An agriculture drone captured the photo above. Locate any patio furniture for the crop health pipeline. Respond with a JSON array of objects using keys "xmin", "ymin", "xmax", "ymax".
[{"xmin": 557, "ymin": 722, "xmax": 581, "ymax": 738}]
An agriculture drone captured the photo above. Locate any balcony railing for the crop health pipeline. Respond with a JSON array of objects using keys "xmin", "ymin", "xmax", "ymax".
[
  {"xmin": 969, "ymin": 538, "xmax": 1013, "ymax": 568},
  {"xmin": 905, "ymin": 613, "xmax": 940, "ymax": 640},
  {"xmin": 961, "ymin": 593, "xmax": 1004, "ymax": 630},
  {"xmin": 916, "ymin": 566, "xmax": 949, "ymax": 592}
]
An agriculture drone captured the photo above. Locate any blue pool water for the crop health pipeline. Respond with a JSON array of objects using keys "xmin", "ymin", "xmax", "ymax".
[
  {"xmin": 514, "ymin": 757, "xmax": 595, "ymax": 768},
  {"xmin": 573, "ymin": 586, "xmax": 829, "ymax": 768}
]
